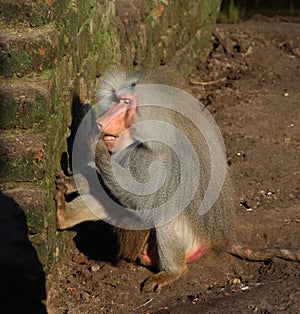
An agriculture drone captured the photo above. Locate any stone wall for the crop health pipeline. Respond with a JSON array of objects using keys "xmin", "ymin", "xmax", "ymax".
[{"xmin": 0, "ymin": 0, "xmax": 221, "ymax": 271}]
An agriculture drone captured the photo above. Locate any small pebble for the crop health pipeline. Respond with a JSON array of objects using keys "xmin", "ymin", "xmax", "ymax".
[
  {"xmin": 91, "ymin": 264, "xmax": 100, "ymax": 272},
  {"xmin": 240, "ymin": 284, "xmax": 250, "ymax": 291},
  {"xmin": 230, "ymin": 278, "xmax": 241, "ymax": 285},
  {"xmin": 72, "ymin": 254, "xmax": 86, "ymax": 264}
]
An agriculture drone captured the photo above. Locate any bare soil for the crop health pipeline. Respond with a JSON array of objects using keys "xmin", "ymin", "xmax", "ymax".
[{"xmin": 47, "ymin": 16, "xmax": 300, "ymax": 314}]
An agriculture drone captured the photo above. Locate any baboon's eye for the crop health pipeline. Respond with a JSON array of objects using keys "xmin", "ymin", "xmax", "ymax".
[
  {"xmin": 112, "ymin": 94, "xmax": 119, "ymax": 103},
  {"xmin": 124, "ymin": 99, "xmax": 131, "ymax": 105}
]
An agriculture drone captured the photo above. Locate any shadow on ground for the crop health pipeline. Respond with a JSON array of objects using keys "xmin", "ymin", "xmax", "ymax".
[{"xmin": 0, "ymin": 192, "xmax": 46, "ymax": 314}]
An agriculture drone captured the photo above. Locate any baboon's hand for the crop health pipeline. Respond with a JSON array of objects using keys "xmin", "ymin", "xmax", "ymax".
[
  {"xmin": 55, "ymin": 170, "xmax": 67, "ymax": 194},
  {"xmin": 55, "ymin": 170, "xmax": 77, "ymax": 195},
  {"xmin": 95, "ymin": 137, "xmax": 111, "ymax": 165}
]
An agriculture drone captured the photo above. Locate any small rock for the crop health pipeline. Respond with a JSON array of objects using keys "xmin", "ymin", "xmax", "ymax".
[
  {"xmin": 72, "ymin": 254, "xmax": 86, "ymax": 264},
  {"xmin": 230, "ymin": 278, "xmax": 241, "ymax": 285},
  {"xmin": 91, "ymin": 264, "xmax": 100, "ymax": 272}
]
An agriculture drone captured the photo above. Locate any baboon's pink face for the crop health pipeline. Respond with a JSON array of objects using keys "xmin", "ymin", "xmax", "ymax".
[{"xmin": 96, "ymin": 93, "xmax": 137, "ymax": 152}]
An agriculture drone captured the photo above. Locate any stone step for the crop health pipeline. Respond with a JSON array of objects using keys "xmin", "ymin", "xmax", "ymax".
[
  {"xmin": 0, "ymin": 78, "xmax": 51, "ymax": 129},
  {"xmin": 0, "ymin": 23, "xmax": 58, "ymax": 78},
  {"xmin": 0, "ymin": 129, "xmax": 47, "ymax": 182},
  {"xmin": 0, "ymin": 0, "xmax": 54, "ymax": 28},
  {"xmin": 1, "ymin": 186, "xmax": 46, "ymax": 234}
]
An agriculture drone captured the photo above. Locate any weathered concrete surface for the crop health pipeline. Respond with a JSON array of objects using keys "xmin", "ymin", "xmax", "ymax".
[{"xmin": 0, "ymin": 0, "xmax": 221, "ymax": 272}]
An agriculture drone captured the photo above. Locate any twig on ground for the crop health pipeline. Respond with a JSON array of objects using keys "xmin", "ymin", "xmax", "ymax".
[{"xmin": 190, "ymin": 77, "xmax": 227, "ymax": 85}]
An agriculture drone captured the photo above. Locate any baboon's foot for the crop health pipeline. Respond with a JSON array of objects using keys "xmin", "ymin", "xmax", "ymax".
[{"xmin": 141, "ymin": 270, "xmax": 184, "ymax": 292}]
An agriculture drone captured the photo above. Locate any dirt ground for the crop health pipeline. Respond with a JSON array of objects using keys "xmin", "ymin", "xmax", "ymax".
[{"xmin": 47, "ymin": 15, "xmax": 300, "ymax": 314}]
